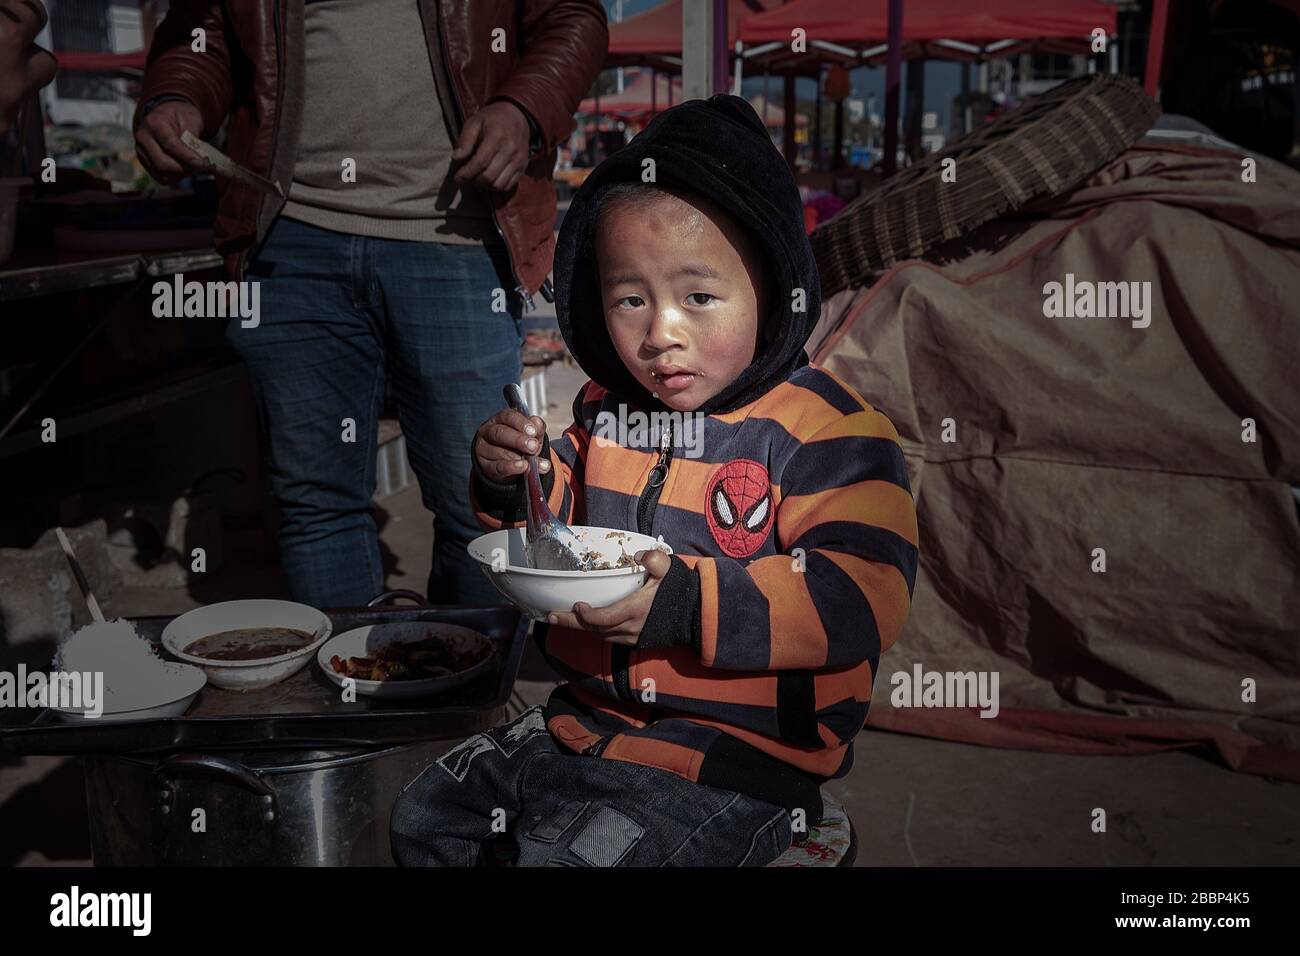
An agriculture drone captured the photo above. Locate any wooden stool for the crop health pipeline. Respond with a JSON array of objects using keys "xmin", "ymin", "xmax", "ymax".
[{"xmin": 768, "ymin": 791, "xmax": 856, "ymax": 867}]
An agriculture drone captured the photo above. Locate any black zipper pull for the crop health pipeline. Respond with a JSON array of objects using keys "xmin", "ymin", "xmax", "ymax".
[
  {"xmin": 636, "ymin": 420, "xmax": 674, "ymax": 537},
  {"xmin": 646, "ymin": 426, "xmax": 672, "ymax": 487}
]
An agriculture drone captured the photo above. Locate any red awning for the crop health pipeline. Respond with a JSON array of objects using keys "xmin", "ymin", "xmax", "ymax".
[
  {"xmin": 747, "ymin": 94, "xmax": 809, "ymax": 126},
  {"xmin": 738, "ymin": 0, "xmax": 1116, "ymax": 46},
  {"xmin": 608, "ymin": 0, "xmax": 788, "ymax": 60},
  {"xmin": 578, "ymin": 69, "xmax": 684, "ymax": 116}
]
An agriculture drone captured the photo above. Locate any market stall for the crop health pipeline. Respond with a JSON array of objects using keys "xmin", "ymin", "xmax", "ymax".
[{"xmin": 736, "ymin": 0, "xmax": 1117, "ymax": 64}]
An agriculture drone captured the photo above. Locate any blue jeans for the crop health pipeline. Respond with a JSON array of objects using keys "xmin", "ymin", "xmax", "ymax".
[
  {"xmin": 389, "ymin": 707, "xmax": 794, "ymax": 867},
  {"xmin": 230, "ymin": 216, "xmax": 522, "ymax": 607}
]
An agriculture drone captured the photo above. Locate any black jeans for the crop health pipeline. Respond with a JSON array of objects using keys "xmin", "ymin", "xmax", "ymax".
[{"xmin": 390, "ymin": 707, "xmax": 794, "ymax": 867}]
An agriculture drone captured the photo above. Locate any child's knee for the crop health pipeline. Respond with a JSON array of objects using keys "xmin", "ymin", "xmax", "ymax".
[{"xmin": 389, "ymin": 763, "xmax": 458, "ymax": 854}]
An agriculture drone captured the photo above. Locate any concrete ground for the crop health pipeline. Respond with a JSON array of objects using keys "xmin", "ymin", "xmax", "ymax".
[{"xmin": 3, "ymin": 256, "xmax": 1297, "ymax": 867}]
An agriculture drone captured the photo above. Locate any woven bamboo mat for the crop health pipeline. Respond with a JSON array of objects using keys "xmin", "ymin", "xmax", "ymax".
[{"xmin": 811, "ymin": 74, "xmax": 1161, "ymax": 297}]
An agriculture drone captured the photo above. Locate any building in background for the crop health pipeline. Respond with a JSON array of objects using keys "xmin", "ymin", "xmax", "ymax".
[
  {"xmin": 37, "ymin": 0, "xmax": 155, "ymax": 128},
  {"xmin": 1016, "ymin": 54, "xmax": 1093, "ymax": 99}
]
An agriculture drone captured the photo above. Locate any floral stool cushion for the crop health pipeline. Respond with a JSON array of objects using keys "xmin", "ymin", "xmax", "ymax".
[{"xmin": 769, "ymin": 791, "xmax": 855, "ymax": 867}]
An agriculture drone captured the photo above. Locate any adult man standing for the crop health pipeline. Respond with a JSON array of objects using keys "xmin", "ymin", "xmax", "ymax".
[{"xmin": 134, "ymin": 1, "xmax": 607, "ymax": 606}]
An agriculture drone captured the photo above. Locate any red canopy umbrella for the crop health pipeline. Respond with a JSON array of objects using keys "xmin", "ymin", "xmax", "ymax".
[
  {"xmin": 739, "ymin": 0, "xmax": 1117, "ymax": 174},
  {"xmin": 606, "ymin": 0, "xmax": 789, "ymax": 66},
  {"xmin": 738, "ymin": 0, "xmax": 1116, "ymax": 60},
  {"xmin": 747, "ymin": 94, "xmax": 809, "ymax": 127},
  {"xmin": 577, "ymin": 68, "xmax": 684, "ymax": 116}
]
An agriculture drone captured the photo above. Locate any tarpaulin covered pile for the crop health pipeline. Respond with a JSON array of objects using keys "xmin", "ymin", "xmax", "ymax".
[{"xmin": 809, "ymin": 144, "xmax": 1300, "ymax": 780}]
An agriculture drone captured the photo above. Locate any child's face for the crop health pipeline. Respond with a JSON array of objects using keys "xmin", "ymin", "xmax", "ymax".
[{"xmin": 596, "ymin": 190, "xmax": 767, "ymax": 412}]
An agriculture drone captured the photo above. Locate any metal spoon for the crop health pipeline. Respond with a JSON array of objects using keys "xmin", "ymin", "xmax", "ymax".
[{"xmin": 502, "ymin": 384, "xmax": 591, "ymax": 571}]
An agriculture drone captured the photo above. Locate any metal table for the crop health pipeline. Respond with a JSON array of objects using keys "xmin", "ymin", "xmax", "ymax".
[
  {"xmin": 0, "ymin": 598, "xmax": 530, "ymax": 865},
  {"xmin": 0, "ymin": 598, "xmax": 530, "ymax": 756}
]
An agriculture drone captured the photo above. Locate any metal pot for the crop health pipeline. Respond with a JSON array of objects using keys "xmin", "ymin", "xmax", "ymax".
[{"xmin": 82, "ymin": 739, "xmax": 454, "ymax": 865}]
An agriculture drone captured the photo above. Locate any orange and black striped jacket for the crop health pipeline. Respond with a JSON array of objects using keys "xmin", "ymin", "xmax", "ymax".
[{"xmin": 472, "ymin": 365, "xmax": 917, "ymax": 820}]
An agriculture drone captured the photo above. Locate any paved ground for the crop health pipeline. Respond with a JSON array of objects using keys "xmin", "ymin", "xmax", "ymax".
[{"xmin": 3, "ymin": 303, "xmax": 1297, "ymax": 867}]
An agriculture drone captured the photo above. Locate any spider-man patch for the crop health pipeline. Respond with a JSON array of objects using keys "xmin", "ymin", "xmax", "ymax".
[{"xmin": 706, "ymin": 459, "xmax": 773, "ymax": 558}]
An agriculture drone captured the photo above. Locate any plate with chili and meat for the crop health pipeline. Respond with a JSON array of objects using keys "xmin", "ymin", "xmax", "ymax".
[{"xmin": 316, "ymin": 622, "xmax": 495, "ymax": 700}]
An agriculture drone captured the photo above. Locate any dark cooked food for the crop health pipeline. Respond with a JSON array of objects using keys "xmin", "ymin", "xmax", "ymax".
[
  {"xmin": 185, "ymin": 627, "xmax": 315, "ymax": 661},
  {"xmin": 329, "ymin": 632, "xmax": 491, "ymax": 682}
]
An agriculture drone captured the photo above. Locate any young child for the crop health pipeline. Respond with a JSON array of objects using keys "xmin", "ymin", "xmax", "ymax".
[{"xmin": 391, "ymin": 95, "xmax": 917, "ymax": 867}]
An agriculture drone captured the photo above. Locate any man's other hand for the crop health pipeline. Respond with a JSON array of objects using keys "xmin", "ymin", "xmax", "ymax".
[
  {"xmin": 134, "ymin": 99, "xmax": 206, "ymax": 185},
  {"xmin": 452, "ymin": 100, "xmax": 532, "ymax": 194},
  {"xmin": 0, "ymin": 0, "xmax": 55, "ymax": 136}
]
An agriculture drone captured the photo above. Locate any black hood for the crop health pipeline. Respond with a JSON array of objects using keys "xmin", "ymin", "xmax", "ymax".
[{"xmin": 553, "ymin": 94, "xmax": 821, "ymax": 416}]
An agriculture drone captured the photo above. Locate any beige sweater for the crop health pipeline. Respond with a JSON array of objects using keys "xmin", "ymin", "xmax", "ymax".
[{"xmin": 281, "ymin": 0, "xmax": 496, "ymax": 244}]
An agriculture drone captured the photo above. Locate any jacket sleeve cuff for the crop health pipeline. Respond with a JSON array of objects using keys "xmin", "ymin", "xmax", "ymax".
[
  {"xmin": 636, "ymin": 556, "xmax": 701, "ymax": 652},
  {"xmin": 490, "ymin": 95, "xmax": 546, "ymax": 159},
  {"xmin": 470, "ymin": 434, "xmax": 555, "ymax": 517},
  {"xmin": 137, "ymin": 94, "xmax": 197, "ymax": 125}
]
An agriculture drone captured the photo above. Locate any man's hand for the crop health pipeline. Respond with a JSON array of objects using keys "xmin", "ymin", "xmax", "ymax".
[
  {"xmin": 134, "ymin": 99, "xmax": 206, "ymax": 185},
  {"xmin": 0, "ymin": 0, "xmax": 55, "ymax": 136},
  {"xmin": 547, "ymin": 550, "xmax": 673, "ymax": 646},
  {"xmin": 452, "ymin": 100, "xmax": 533, "ymax": 194}
]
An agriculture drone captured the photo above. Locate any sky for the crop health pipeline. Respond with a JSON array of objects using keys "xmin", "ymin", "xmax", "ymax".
[{"xmin": 602, "ymin": 0, "xmax": 965, "ymax": 123}]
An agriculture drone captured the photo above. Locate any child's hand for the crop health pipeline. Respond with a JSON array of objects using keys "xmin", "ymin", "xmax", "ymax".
[
  {"xmin": 547, "ymin": 549, "xmax": 672, "ymax": 645},
  {"xmin": 474, "ymin": 408, "xmax": 550, "ymax": 483}
]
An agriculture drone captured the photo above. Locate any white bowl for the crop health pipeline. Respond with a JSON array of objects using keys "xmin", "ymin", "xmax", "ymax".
[
  {"xmin": 317, "ymin": 622, "xmax": 494, "ymax": 700},
  {"xmin": 161, "ymin": 599, "xmax": 332, "ymax": 691},
  {"xmin": 467, "ymin": 526, "xmax": 672, "ymax": 620},
  {"xmin": 51, "ymin": 665, "xmax": 206, "ymax": 722}
]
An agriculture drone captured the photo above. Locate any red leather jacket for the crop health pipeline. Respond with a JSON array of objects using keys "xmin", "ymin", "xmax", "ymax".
[{"xmin": 136, "ymin": 0, "xmax": 607, "ymax": 302}]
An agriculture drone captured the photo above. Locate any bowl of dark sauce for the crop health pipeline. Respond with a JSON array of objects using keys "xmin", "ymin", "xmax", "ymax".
[{"xmin": 161, "ymin": 600, "xmax": 332, "ymax": 690}]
